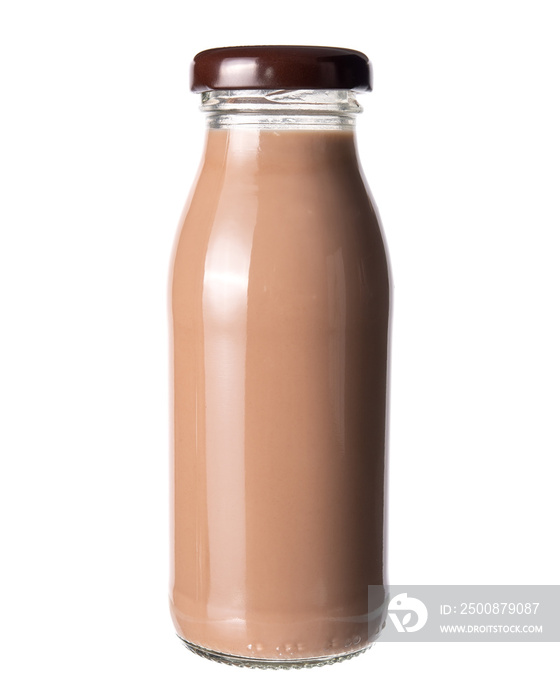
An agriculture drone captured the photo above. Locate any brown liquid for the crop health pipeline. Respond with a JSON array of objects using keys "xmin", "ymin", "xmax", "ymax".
[{"xmin": 170, "ymin": 128, "xmax": 390, "ymax": 663}]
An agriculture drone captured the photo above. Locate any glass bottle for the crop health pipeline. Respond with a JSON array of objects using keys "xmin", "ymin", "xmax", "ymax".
[{"xmin": 169, "ymin": 46, "xmax": 391, "ymax": 668}]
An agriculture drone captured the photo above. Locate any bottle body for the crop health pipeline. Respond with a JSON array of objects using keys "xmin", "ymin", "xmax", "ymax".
[{"xmin": 170, "ymin": 111, "xmax": 390, "ymax": 666}]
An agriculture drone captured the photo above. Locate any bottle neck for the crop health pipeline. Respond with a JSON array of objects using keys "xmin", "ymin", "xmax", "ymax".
[
  {"xmin": 200, "ymin": 89, "xmax": 362, "ymax": 130},
  {"xmin": 201, "ymin": 127, "xmax": 359, "ymax": 174}
]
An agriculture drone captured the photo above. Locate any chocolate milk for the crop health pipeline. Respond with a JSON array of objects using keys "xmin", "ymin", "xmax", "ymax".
[{"xmin": 170, "ymin": 126, "xmax": 390, "ymax": 665}]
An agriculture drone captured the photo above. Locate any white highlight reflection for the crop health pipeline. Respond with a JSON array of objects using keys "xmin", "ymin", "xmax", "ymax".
[{"xmin": 202, "ymin": 130, "xmax": 258, "ymax": 619}]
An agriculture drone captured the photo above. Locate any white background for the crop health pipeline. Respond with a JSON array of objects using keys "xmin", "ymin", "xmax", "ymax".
[{"xmin": 1, "ymin": 1, "xmax": 559, "ymax": 698}]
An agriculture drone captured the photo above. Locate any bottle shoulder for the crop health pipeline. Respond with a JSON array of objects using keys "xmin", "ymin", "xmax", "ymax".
[{"xmin": 171, "ymin": 130, "xmax": 389, "ymax": 309}]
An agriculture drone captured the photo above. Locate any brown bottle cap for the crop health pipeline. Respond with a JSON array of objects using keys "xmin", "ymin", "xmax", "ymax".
[{"xmin": 191, "ymin": 45, "xmax": 372, "ymax": 93}]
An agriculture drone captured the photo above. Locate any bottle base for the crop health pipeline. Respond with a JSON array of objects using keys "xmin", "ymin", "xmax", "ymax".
[{"xmin": 178, "ymin": 636, "xmax": 372, "ymax": 669}]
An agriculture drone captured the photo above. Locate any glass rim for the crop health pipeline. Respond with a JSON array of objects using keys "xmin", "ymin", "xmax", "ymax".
[{"xmin": 200, "ymin": 88, "xmax": 363, "ymax": 115}]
